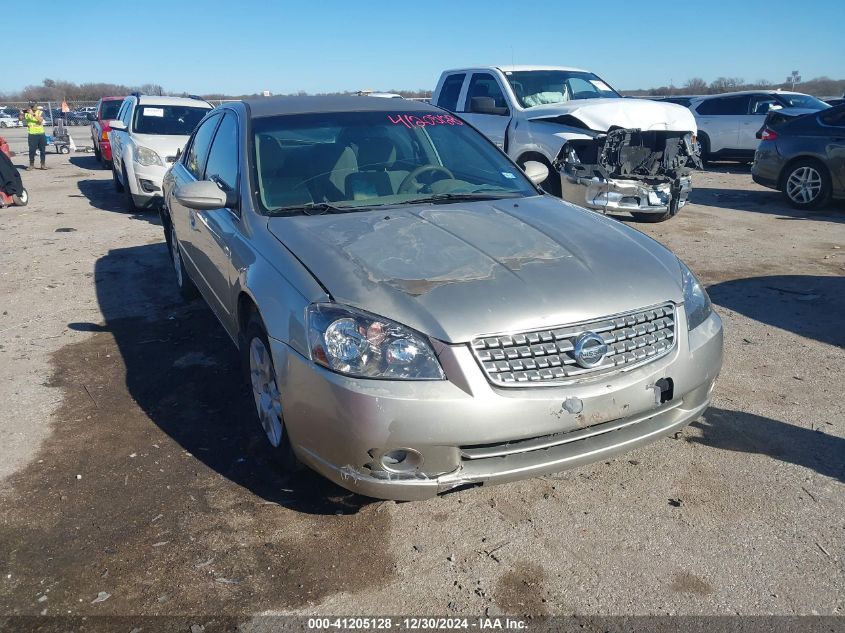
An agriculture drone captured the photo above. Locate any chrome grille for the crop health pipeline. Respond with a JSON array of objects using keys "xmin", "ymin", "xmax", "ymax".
[{"xmin": 471, "ymin": 303, "xmax": 676, "ymax": 386}]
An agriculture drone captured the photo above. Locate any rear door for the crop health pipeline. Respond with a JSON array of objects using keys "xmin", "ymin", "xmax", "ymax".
[
  {"xmin": 695, "ymin": 96, "xmax": 749, "ymax": 152},
  {"xmin": 459, "ymin": 72, "xmax": 511, "ymax": 150}
]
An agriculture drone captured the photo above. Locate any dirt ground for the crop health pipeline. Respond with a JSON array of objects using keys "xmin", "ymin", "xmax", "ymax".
[{"xmin": 0, "ymin": 126, "xmax": 843, "ymax": 626}]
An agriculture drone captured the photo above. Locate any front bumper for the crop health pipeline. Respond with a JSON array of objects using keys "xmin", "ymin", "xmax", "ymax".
[
  {"xmin": 272, "ymin": 308, "xmax": 723, "ymax": 500},
  {"xmin": 562, "ymin": 171, "xmax": 692, "ymax": 216},
  {"xmin": 126, "ymin": 161, "xmax": 171, "ymax": 206}
]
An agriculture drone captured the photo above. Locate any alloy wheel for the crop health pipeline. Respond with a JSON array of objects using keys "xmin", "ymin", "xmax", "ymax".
[
  {"xmin": 249, "ymin": 337, "xmax": 284, "ymax": 448},
  {"xmin": 786, "ymin": 166, "xmax": 822, "ymax": 204}
]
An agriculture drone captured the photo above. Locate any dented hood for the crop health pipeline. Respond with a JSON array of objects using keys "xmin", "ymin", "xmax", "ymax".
[
  {"xmin": 267, "ymin": 197, "xmax": 684, "ymax": 343},
  {"xmin": 526, "ymin": 98, "xmax": 696, "ymax": 133}
]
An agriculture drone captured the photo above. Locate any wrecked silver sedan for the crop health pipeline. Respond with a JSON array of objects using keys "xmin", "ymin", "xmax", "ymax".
[
  {"xmin": 556, "ymin": 127, "xmax": 700, "ymax": 222},
  {"xmin": 161, "ymin": 96, "xmax": 723, "ymax": 500}
]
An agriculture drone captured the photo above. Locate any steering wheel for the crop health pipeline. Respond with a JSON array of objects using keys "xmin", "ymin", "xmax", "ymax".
[{"xmin": 398, "ymin": 165, "xmax": 454, "ymax": 194}]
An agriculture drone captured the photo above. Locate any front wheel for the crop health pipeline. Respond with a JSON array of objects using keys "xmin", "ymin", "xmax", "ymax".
[
  {"xmin": 121, "ymin": 164, "xmax": 138, "ymax": 210},
  {"xmin": 112, "ymin": 165, "xmax": 124, "ymax": 192},
  {"xmin": 12, "ymin": 189, "xmax": 28, "ymax": 206},
  {"xmin": 243, "ymin": 314, "xmax": 300, "ymax": 472},
  {"xmin": 696, "ymin": 133, "xmax": 711, "ymax": 167},
  {"xmin": 782, "ymin": 159, "xmax": 831, "ymax": 210}
]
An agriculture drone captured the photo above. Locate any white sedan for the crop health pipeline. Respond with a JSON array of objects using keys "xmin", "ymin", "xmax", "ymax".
[{"xmin": 0, "ymin": 112, "xmax": 22, "ymax": 128}]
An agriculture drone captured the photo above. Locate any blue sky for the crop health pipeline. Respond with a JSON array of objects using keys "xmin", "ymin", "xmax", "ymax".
[{"xmin": 5, "ymin": 0, "xmax": 842, "ymax": 94}]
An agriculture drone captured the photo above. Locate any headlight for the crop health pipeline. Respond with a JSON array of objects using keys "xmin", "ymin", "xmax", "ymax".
[
  {"xmin": 133, "ymin": 145, "xmax": 163, "ymax": 166},
  {"xmin": 678, "ymin": 258, "xmax": 712, "ymax": 330},
  {"xmin": 307, "ymin": 303, "xmax": 445, "ymax": 380}
]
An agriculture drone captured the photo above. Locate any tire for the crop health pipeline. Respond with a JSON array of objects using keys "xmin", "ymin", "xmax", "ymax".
[
  {"xmin": 168, "ymin": 220, "xmax": 199, "ymax": 300},
  {"xmin": 631, "ymin": 211, "xmax": 671, "ymax": 223},
  {"xmin": 0, "ymin": 122, "xmax": 7, "ymax": 128},
  {"xmin": 121, "ymin": 164, "xmax": 138, "ymax": 210},
  {"xmin": 697, "ymin": 133, "xmax": 711, "ymax": 166},
  {"xmin": 93, "ymin": 144, "xmax": 101, "ymax": 161},
  {"xmin": 242, "ymin": 313, "xmax": 300, "ymax": 472},
  {"xmin": 781, "ymin": 159, "xmax": 831, "ymax": 210},
  {"xmin": 60, "ymin": 146, "xmax": 70, "ymax": 154},
  {"xmin": 12, "ymin": 189, "xmax": 28, "ymax": 206},
  {"xmin": 112, "ymin": 165, "xmax": 124, "ymax": 192}
]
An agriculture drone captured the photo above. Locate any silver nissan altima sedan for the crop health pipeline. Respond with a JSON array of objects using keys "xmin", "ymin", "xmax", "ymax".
[{"xmin": 161, "ymin": 96, "xmax": 723, "ymax": 500}]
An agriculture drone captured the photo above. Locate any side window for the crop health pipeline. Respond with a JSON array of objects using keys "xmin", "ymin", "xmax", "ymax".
[
  {"xmin": 437, "ymin": 74, "xmax": 465, "ymax": 112},
  {"xmin": 204, "ymin": 113, "xmax": 239, "ymax": 193},
  {"xmin": 749, "ymin": 95, "xmax": 779, "ymax": 115},
  {"xmin": 184, "ymin": 114, "xmax": 221, "ymax": 179},
  {"xmin": 464, "ymin": 73, "xmax": 509, "ymax": 114},
  {"xmin": 697, "ymin": 95, "xmax": 752, "ymax": 115}
]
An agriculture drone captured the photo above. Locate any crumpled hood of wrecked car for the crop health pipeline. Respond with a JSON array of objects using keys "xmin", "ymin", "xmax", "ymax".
[
  {"xmin": 525, "ymin": 98, "xmax": 697, "ymax": 133},
  {"xmin": 267, "ymin": 197, "xmax": 684, "ymax": 343}
]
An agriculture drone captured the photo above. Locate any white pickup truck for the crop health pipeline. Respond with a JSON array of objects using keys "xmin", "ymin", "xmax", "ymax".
[{"xmin": 432, "ymin": 66, "xmax": 700, "ymax": 221}]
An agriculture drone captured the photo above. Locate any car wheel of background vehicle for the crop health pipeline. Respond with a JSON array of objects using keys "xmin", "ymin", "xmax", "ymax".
[
  {"xmin": 112, "ymin": 166, "xmax": 124, "ymax": 192},
  {"xmin": 168, "ymin": 221, "xmax": 198, "ymax": 300},
  {"xmin": 697, "ymin": 133, "xmax": 711, "ymax": 166},
  {"xmin": 12, "ymin": 189, "xmax": 28, "ymax": 206},
  {"xmin": 631, "ymin": 211, "xmax": 671, "ymax": 223},
  {"xmin": 93, "ymin": 145, "xmax": 101, "ymax": 161},
  {"xmin": 121, "ymin": 164, "xmax": 138, "ymax": 211},
  {"xmin": 242, "ymin": 314, "xmax": 300, "ymax": 472},
  {"xmin": 0, "ymin": 122, "xmax": 6, "ymax": 128},
  {"xmin": 782, "ymin": 159, "xmax": 831, "ymax": 210}
]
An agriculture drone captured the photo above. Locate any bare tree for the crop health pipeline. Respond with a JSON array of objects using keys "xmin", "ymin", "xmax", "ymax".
[{"xmin": 684, "ymin": 77, "xmax": 708, "ymax": 94}]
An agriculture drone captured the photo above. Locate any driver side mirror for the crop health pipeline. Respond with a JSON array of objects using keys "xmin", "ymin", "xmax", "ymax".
[
  {"xmin": 109, "ymin": 120, "xmax": 127, "ymax": 131},
  {"xmin": 470, "ymin": 96, "xmax": 509, "ymax": 116},
  {"xmin": 521, "ymin": 161, "xmax": 549, "ymax": 186},
  {"xmin": 175, "ymin": 180, "xmax": 237, "ymax": 210}
]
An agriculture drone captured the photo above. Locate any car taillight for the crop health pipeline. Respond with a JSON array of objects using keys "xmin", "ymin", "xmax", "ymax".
[
  {"xmin": 761, "ymin": 128, "xmax": 778, "ymax": 141},
  {"xmin": 101, "ymin": 131, "xmax": 109, "ymax": 141}
]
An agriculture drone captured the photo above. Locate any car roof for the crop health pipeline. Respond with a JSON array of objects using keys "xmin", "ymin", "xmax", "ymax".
[
  {"xmin": 442, "ymin": 65, "xmax": 589, "ymax": 74},
  {"xmin": 241, "ymin": 95, "xmax": 441, "ymax": 118},
  {"xmin": 135, "ymin": 95, "xmax": 211, "ymax": 108}
]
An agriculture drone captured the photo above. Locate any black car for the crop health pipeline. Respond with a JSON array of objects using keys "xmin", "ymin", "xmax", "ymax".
[{"xmin": 751, "ymin": 104, "xmax": 845, "ymax": 209}]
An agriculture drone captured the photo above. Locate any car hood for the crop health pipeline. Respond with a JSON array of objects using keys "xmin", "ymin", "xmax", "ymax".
[
  {"xmin": 130, "ymin": 133, "xmax": 190, "ymax": 160},
  {"xmin": 526, "ymin": 98, "xmax": 696, "ymax": 133},
  {"xmin": 267, "ymin": 197, "xmax": 684, "ymax": 343}
]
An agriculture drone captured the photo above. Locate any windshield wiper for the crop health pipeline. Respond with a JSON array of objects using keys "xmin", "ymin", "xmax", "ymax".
[
  {"xmin": 404, "ymin": 192, "xmax": 521, "ymax": 205},
  {"xmin": 269, "ymin": 201, "xmax": 351, "ymax": 216}
]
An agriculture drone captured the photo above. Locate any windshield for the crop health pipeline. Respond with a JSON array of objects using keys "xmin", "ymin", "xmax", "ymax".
[
  {"xmin": 504, "ymin": 70, "xmax": 620, "ymax": 108},
  {"xmin": 132, "ymin": 105, "xmax": 209, "ymax": 135},
  {"xmin": 101, "ymin": 100, "xmax": 122, "ymax": 120},
  {"xmin": 774, "ymin": 93, "xmax": 831, "ymax": 110},
  {"xmin": 252, "ymin": 111, "xmax": 537, "ymax": 214}
]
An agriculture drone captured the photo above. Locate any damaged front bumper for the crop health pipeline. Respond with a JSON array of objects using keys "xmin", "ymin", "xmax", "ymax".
[
  {"xmin": 555, "ymin": 128, "xmax": 700, "ymax": 219},
  {"xmin": 271, "ymin": 307, "xmax": 722, "ymax": 501}
]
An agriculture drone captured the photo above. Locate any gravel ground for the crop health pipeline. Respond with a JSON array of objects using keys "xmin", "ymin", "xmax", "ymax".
[{"xmin": 0, "ymin": 126, "xmax": 842, "ymax": 623}]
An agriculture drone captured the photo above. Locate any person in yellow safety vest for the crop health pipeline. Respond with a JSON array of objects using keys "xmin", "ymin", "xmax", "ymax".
[{"xmin": 19, "ymin": 101, "xmax": 47, "ymax": 170}]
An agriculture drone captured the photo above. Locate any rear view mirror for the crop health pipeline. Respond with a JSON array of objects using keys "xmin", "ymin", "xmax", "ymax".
[
  {"xmin": 521, "ymin": 160, "xmax": 549, "ymax": 186},
  {"xmin": 109, "ymin": 120, "xmax": 127, "ymax": 131},
  {"xmin": 174, "ymin": 180, "xmax": 229, "ymax": 210}
]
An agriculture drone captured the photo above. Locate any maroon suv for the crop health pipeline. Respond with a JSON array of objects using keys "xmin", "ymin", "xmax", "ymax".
[{"xmin": 90, "ymin": 96, "xmax": 125, "ymax": 167}]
